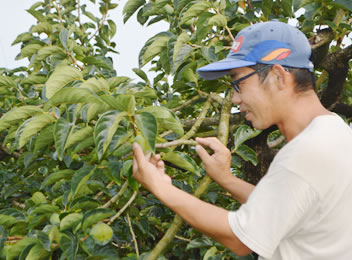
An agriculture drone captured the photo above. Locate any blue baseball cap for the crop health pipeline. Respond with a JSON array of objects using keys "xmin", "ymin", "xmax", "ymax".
[{"xmin": 197, "ymin": 21, "xmax": 314, "ymax": 80}]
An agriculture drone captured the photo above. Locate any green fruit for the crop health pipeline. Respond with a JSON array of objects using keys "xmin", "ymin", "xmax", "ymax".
[{"xmin": 89, "ymin": 222, "xmax": 113, "ymax": 245}]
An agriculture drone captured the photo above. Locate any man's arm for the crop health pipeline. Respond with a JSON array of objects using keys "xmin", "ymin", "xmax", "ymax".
[
  {"xmin": 195, "ymin": 137, "xmax": 255, "ymax": 204},
  {"xmin": 132, "ymin": 143, "xmax": 252, "ymax": 256}
]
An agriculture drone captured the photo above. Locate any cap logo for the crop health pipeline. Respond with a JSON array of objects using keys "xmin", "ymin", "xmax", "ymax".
[
  {"xmin": 261, "ymin": 48, "xmax": 291, "ymax": 61},
  {"xmin": 231, "ymin": 36, "xmax": 244, "ymax": 53}
]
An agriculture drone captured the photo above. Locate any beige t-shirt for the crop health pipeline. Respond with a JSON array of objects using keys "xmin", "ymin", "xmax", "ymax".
[{"xmin": 228, "ymin": 114, "xmax": 352, "ymax": 259}]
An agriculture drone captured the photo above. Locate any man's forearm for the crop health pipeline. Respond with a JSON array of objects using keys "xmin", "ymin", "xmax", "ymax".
[
  {"xmin": 152, "ymin": 182, "xmax": 252, "ymax": 256},
  {"xmin": 216, "ymin": 174, "xmax": 255, "ymax": 204}
]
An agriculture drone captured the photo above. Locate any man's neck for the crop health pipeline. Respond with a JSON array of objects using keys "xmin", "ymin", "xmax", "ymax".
[{"xmin": 277, "ymin": 91, "xmax": 332, "ymax": 142}]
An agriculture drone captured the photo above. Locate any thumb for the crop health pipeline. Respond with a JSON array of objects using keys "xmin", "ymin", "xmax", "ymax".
[
  {"xmin": 132, "ymin": 143, "xmax": 146, "ymax": 167},
  {"xmin": 195, "ymin": 144, "xmax": 211, "ymax": 162}
]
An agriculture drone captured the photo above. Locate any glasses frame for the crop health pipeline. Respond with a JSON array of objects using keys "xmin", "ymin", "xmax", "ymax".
[{"xmin": 231, "ymin": 65, "xmax": 272, "ymax": 93}]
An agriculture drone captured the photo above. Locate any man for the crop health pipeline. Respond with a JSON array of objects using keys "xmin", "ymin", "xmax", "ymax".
[{"xmin": 132, "ymin": 21, "xmax": 352, "ymax": 259}]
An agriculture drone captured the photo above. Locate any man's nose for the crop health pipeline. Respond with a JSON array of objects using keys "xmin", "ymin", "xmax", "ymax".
[{"xmin": 232, "ymin": 92, "xmax": 241, "ymax": 105}]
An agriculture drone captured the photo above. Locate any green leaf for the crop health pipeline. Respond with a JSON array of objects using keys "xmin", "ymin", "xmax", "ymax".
[
  {"xmin": 173, "ymin": 44, "xmax": 193, "ymax": 73},
  {"xmin": 34, "ymin": 125, "xmax": 54, "ymax": 153},
  {"xmin": 54, "ymin": 117, "xmax": 73, "ymax": 161},
  {"xmin": 65, "ymin": 126, "xmax": 93, "ymax": 150},
  {"xmin": 81, "ymin": 208, "xmax": 114, "ymax": 232},
  {"xmin": 180, "ymin": 1, "xmax": 212, "ymax": 25},
  {"xmin": 60, "ymin": 28, "xmax": 69, "ymax": 50},
  {"xmin": 107, "ymin": 19, "xmax": 117, "ymax": 38},
  {"xmin": 30, "ymin": 204, "xmax": 59, "ymax": 215},
  {"xmin": 94, "ymin": 111, "xmax": 128, "ymax": 160},
  {"xmin": 45, "ymin": 64, "xmax": 83, "ymax": 99},
  {"xmin": 132, "ymin": 68, "xmax": 150, "ymax": 84},
  {"xmin": 262, "ymin": 0, "xmax": 273, "ymax": 18},
  {"xmin": 101, "ymin": 95, "xmax": 136, "ymax": 115},
  {"xmin": 70, "ymin": 196, "xmax": 100, "ymax": 211},
  {"xmin": 26, "ymin": 9, "xmax": 46, "ymax": 22},
  {"xmin": 20, "ymin": 44, "xmax": 42, "ymax": 59},
  {"xmin": 282, "ymin": 0, "xmax": 293, "ymax": 17},
  {"xmin": 41, "ymin": 169, "xmax": 75, "ymax": 188},
  {"xmin": 122, "ymin": 160, "xmax": 138, "ymax": 190},
  {"xmin": 123, "ymin": 0, "xmax": 146, "ymax": 23},
  {"xmin": 108, "ymin": 76, "xmax": 130, "ymax": 89},
  {"xmin": 34, "ymin": 45, "xmax": 65, "ymax": 64},
  {"xmin": 0, "ymin": 75, "xmax": 16, "ymax": 88},
  {"xmin": 45, "ymin": 88, "xmax": 102, "ymax": 110},
  {"xmin": 59, "ymin": 234, "xmax": 79, "ymax": 260},
  {"xmin": 162, "ymin": 151, "xmax": 200, "ymax": 175},
  {"xmin": 141, "ymin": 106, "xmax": 184, "ymax": 136},
  {"xmin": 208, "ymin": 14, "xmax": 227, "ymax": 27},
  {"xmin": 235, "ymin": 144, "xmax": 258, "ymax": 166},
  {"xmin": 82, "ymin": 57, "xmax": 113, "ymax": 70},
  {"xmin": 60, "ymin": 213, "xmax": 83, "ymax": 231},
  {"xmin": 71, "ymin": 165, "xmax": 96, "ymax": 198},
  {"xmin": 32, "ymin": 191, "xmax": 47, "ymax": 205},
  {"xmin": 0, "ymin": 214, "xmax": 17, "ymax": 229},
  {"xmin": 0, "ymin": 105, "xmax": 43, "ymax": 131},
  {"xmin": 16, "ymin": 114, "xmax": 56, "ymax": 148},
  {"xmin": 32, "ymin": 22, "xmax": 52, "ymax": 35},
  {"xmin": 142, "ymin": 36, "xmax": 169, "ymax": 66},
  {"xmin": 79, "ymin": 77, "xmax": 109, "ymax": 93},
  {"xmin": 173, "ymin": 32, "xmax": 190, "ymax": 63},
  {"xmin": 332, "ymin": 0, "xmax": 352, "ymax": 11},
  {"xmin": 233, "ymin": 125, "xmax": 262, "ymax": 150},
  {"xmin": 25, "ymin": 243, "xmax": 50, "ymax": 260},
  {"xmin": 135, "ymin": 112, "xmax": 157, "ymax": 152},
  {"xmin": 6, "ymin": 237, "xmax": 38, "ymax": 260}
]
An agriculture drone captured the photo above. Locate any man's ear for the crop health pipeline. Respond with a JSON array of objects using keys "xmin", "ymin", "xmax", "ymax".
[{"xmin": 271, "ymin": 64, "xmax": 291, "ymax": 91}]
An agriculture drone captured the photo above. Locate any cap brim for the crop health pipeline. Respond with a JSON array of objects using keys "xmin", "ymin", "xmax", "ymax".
[{"xmin": 197, "ymin": 59, "xmax": 256, "ymax": 80}]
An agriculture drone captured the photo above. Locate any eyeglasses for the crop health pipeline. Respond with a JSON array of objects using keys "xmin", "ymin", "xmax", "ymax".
[{"xmin": 231, "ymin": 65, "xmax": 272, "ymax": 93}]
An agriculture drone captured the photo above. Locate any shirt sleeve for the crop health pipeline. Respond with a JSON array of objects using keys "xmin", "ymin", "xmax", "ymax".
[{"xmin": 228, "ymin": 165, "xmax": 320, "ymax": 259}]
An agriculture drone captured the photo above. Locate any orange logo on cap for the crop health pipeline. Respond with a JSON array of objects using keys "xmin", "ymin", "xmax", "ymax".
[
  {"xmin": 231, "ymin": 36, "xmax": 244, "ymax": 53},
  {"xmin": 261, "ymin": 48, "xmax": 291, "ymax": 61}
]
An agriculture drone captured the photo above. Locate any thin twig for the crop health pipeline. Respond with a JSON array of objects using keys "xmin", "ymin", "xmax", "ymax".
[
  {"xmin": 88, "ymin": 14, "xmax": 107, "ymax": 41},
  {"xmin": 95, "ymin": 180, "xmax": 114, "ymax": 200},
  {"xmin": 156, "ymin": 139, "xmax": 198, "ymax": 149},
  {"xmin": 67, "ymin": 51, "xmax": 84, "ymax": 71},
  {"xmin": 77, "ymin": 0, "xmax": 82, "ymax": 28},
  {"xmin": 108, "ymin": 191, "xmax": 137, "ymax": 224},
  {"xmin": 171, "ymin": 95, "xmax": 201, "ymax": 113},
  {"xmin": 225, "ymin": 25, "xmax": 235, "ymax": 42},
  {"xmin": 181, "ymin": 98, "xmax": 212, "ymax": 140},
  {"xmin": 127, "ymin": 213, "xmax": 139, "ymax": 257},
  {"xmin": 160, "ymin": 130, "xmax": 173, "ymax": 138},
  {"xmin": 174, "ymin": 235, "xmax": 191, "ymax": 242},
  {"xmin": 101, "ymin": 181, "xmax": 129, "ymax": 208}
]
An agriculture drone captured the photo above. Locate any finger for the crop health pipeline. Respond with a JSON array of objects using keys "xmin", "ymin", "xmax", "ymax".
[
  {"xmin": 132, "ymin": 157, "xmax": 139, "ymax": 177},
  {"xmin": 132, "ymin": 143, "xmax": 146, "ymax": 167},
  {"xmin": 196, "ymin": 137, "xmax": 224, "ymax": 152},
  {"xmin": 195, "ymin": 144, "xmax": 212, "ymax": 162},
  {"xmin": 156, "ymin": 160, "xmax": 164, "ymax": 170},
  {"xmin": 145, "ymin": 152, "xmax": 152, "ymax": 161},
  {"xmin": 150, "ymin": 154, "xmax": 161, "ymax": 165}
]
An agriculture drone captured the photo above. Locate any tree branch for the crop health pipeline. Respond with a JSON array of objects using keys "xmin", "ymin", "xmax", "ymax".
[
  {"xmin": 101, "ymin": 181, "xmax": 129, "ymax": 209},
  {"xmin": 156, "ymin": 139, "xmax": 198, "ymax": 149},
  {"xmin": 331, "ymin": 103, "xmax": 352, "ymax": 118},
  {"xmin": 146, "ymin": 90, "xmax": 234, "ymax": 259},
  {"xmin": 108, "ymin": 191, "xmax": 137, "ymax": 225},
  {"xmin": 320, "ymin": 44, "xmax": 352, "ymax": 109},
  {"xmin": 127, "ymin": 213, "xmax": 139, "ymax": 257}
]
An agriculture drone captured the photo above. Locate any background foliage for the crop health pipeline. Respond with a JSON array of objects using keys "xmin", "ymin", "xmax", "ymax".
[{"xmin": 0, "ymin": 0, "xmax": 351, "ymax": 259}]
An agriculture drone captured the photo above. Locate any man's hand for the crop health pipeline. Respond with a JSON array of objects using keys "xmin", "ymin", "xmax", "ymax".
[
  {"xmin": 195, "ymin": 137, "xmax": 232, "ymax": 185},
  {"xmin": 132, "ymin": 143, "xmax": 171, "ymax": 192}
]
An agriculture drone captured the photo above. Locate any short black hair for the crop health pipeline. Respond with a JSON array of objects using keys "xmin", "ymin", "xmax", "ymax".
[{"xmin": 251, "ymin": 64, "xmax": 316, "ymax": 93}]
